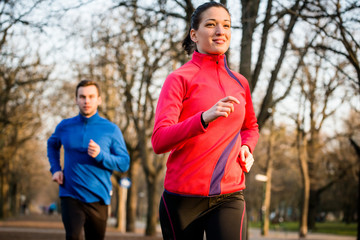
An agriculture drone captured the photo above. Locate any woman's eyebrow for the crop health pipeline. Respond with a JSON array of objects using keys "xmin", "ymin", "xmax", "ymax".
[{"xmin": 205, "ymin": 18, "xmax": 231, "ymax": 22}]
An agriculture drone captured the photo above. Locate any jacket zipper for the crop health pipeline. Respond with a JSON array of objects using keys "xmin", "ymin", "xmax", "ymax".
[
  {"xmin": 216, "ymin": 55, "xmax": 226, "ymax": 96},
  {"xmin": 82, "ymin": 121, "xmax": 87, "ymax": 149}
]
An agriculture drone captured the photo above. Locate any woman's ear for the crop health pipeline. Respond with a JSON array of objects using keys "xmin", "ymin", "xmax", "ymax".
[{"xmin": 190, "ymin": 29, "xmax": 197, "ymax": 43}]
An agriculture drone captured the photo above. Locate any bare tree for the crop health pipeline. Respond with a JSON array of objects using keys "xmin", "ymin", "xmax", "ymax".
[
  {"xmin": 261, "ymin": 110, "xmax": 274, "ymax": 236},
  {"xmin": 304, "ymin": 0, "xmax": 360, "ymax": 91},
  {"xmin": 239, "ymin": 0, "xmax": 261, "ymax": 88},
  {"xmin": 0, "ymin": 0, "xmax": 54, "ymax": 218},
  {"xmin": 292, "ymin": 44, "xmax": 353, "ymax": 234},
  {"xmin": 248, "ymin": 117, "xmax": 301, "ymax": 228},
  {"xmin": 0, "ymin": 55, "xmax": 51, "ymax": 217},
  {"xmin": 295, "ymin": 93, "xmax": 310, "ymax": 237},
  {"xmin": 73, "ymin": 4, "xmax": 179, "ymax": 234}
]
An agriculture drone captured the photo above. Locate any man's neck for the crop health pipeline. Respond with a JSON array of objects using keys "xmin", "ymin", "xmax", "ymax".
[{"xmin": 80, "ymin": 111, "xmax": 97, "ymax": 118}]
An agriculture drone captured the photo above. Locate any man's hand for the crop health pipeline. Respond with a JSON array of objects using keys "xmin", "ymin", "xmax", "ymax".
[
  {"xmin": 88, "ymin": 139, "xmax": 100, "ymax": 158},
  {"xmin": 52, "ymin": 171, "xmax": 64, "ymax": 185},
  {"xmin": 240, "ymin": 145, "xmax": 254, "ymax": 173},
  {"xmin": 202, "ymin": 96, "xmax": 240, "ymax": 124}
]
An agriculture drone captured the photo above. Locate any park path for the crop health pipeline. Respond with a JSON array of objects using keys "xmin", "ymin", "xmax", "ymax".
[
  {"xmin": 0, "ymin": 214, "xmax": 356, "ymax": 240},
  {"xmin": 0, "ymin": 214, "xmax": 161, "ymax": 240}
]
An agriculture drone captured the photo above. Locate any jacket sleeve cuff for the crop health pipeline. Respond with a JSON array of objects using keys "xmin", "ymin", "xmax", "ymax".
[
  {"xmin": 95, "ymin": 150, "xmax": 104, "ymax": 162},
  {"xmin": 50, "ymin": 166, "xmax": 62, "ymax": 175},
  {"xmin": 199, "ymin": 112, "xmax": 209, "ymax": 131}
]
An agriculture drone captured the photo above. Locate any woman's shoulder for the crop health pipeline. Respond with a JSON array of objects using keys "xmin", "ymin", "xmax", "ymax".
[
  {"xmin": 228, "ymin": 69, "xmax": 250, "ymax": 89},
  {"xmin": 229, "ymin": 70, "xmax": 247, "ymax": 81},
  {"xmin": 169, "ymin": 60, "xmax": 200, "ymax": 79}
]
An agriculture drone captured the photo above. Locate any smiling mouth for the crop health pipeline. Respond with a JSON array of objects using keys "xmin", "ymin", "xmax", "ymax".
[{"xmin": 213, "ymin": 39, "xmax": 225, "ymax": 44}]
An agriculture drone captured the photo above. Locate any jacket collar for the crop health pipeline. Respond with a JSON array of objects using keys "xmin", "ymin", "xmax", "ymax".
[
  {"xmin": 191, "ymin": 51, "xmax": 226, "ymax": 67},
  {"xmin": 78, "ymin": 111, "xmax": 100, "ymax": 123}
]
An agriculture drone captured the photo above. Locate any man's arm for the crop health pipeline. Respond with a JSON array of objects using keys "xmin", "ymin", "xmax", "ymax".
[
  {"xmin": 47, "ymin": 125, "xmax": 62, "ymax": 175},
  {"xmin": 92, "ymin": 126, "xmax": 130, "ymax": 172}
]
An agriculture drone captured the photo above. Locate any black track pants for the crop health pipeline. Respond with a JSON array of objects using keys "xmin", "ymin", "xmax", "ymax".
[
  {"xmin": 60, "ymin": 197, "xmax": 108, "ymax": 240},
  {"xmin": 159, "ymin": 191, "xmax": 247, "ymax": 240}
]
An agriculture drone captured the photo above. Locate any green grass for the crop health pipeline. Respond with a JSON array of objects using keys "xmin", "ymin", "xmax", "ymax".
[
  {"xmin": 249, "ymin": 221, "xmax": 357, "ymax": 236},
  {"xmin": 312, "ymin": 222, "xmax": 357, "ymax": 236}
]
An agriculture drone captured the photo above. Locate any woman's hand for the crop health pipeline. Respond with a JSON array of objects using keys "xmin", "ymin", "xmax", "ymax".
[
  {"xmin": 202, "ymin": 96, "xmax": 240, "ymax": 124},
  {"xmin": 240, "ymin": 145, "xmax": 254, "ymax": 173}
]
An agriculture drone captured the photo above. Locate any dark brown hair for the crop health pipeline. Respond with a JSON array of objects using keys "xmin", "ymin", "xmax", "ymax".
[
  {"xmin": 75, "ymin": 80, "xmax": 100, "ymax": 97},
  {"xmin": 182, "ymin": 2, "xmax": 230, "ymax": 55}
]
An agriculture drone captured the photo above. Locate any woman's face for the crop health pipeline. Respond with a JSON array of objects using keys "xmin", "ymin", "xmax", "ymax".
[{"xmin": 190, "ymin": 7, "xmax": 231, "ymax": 55}]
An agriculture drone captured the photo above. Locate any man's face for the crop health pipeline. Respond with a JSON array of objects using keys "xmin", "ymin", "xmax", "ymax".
[{"xmin": 76, "ymin": 85, "xmax": 101, "ymax": 118}]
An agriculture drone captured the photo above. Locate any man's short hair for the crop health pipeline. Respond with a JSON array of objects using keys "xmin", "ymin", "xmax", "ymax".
[{"xmin": 75, "ymin": 80, "xmax": 101, "ymax": 97}]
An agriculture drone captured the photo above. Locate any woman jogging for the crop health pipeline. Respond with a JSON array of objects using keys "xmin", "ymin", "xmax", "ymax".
[{"xmin": 152, "ymin": 2, "xmax": 259, "ymax": 239}]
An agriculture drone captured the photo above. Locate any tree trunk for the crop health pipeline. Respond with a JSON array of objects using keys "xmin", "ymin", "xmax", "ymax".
[
  {"xmin": 145, "ymin": 175, "xmax": 159, "ymax": 236},
  {"xmin": 256, "ymin": 0, "xmax": 301, "ymax": 129},
  {"xmin": 0, "ymin": 172, "xmax": 9, "ymax": 219},
  {"xmin": 117, "ymin": 184, "xmax": 127, "ymax": 232},
  {"xmin": 239, "ymin": 0, "xmax": 261, "ymax": 89},
  {"xmin": 358, "ymin": 159, "xmax": 360, "ymax": 240},
  {"xmin": 262, "ymin": 115, "xmax": 274, "ymax": 236},
  {"xmin": 307, "ymin": 189, "xmax": 320, "ymax": 231},
  {"xmin": 349, "ymin": 138, "xmax": 360, "ymax": 240},
  {"xmin": 126, "ymin": 159, "xmax": 140, "ymax": 232},
  {"xmin": 299, "ymin": 134, "xmax": 310, "ymax": 237},
  {"xmin": 9, "ymin": 181, "xmax": 18, "ymax": 217},
  {"xmin": 0, "ymin": 173, "xmax": 5, "ymax": 218}
]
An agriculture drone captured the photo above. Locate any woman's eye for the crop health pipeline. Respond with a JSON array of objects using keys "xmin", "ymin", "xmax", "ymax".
[{"xmin": 206, "ymin": 23, "xmax": 215, "ymax": 27}]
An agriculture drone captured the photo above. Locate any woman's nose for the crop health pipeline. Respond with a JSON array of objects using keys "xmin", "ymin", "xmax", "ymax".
[{"xmin": 215, "ymin": 25, "xmax": 225, "ymax": 35}]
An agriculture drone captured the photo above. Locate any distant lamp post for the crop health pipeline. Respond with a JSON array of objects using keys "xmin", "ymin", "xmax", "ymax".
[
  {"xmin": 255, "ymin": 174, "xmax": 268, "ymax": 235},
  {"xmin": 255, "ymin": 174, "xmax": 268, "ymax": 182},
  {"xmin": 117, "ymin": 177, "xmax": 131, "ymax": 232}
]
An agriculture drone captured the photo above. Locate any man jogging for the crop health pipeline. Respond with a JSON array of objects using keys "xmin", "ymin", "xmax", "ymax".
[{"xmin": 47, "ymin": 80, "xmax": 130, "ymax": 240}]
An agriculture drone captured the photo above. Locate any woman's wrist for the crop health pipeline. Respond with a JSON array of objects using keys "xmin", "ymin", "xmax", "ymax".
[{"xmin": 201, "ymin": 112, "xmax": 208, "ymax": 128}]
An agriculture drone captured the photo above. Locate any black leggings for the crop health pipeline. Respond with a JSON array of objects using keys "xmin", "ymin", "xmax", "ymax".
[
  {"xmin": 159, "ymin": 191, "xmax": 247, "ymax": 240},
  {"xmin": 60, "ymin": 197, "xmax": 108, "ymax": 240}
]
